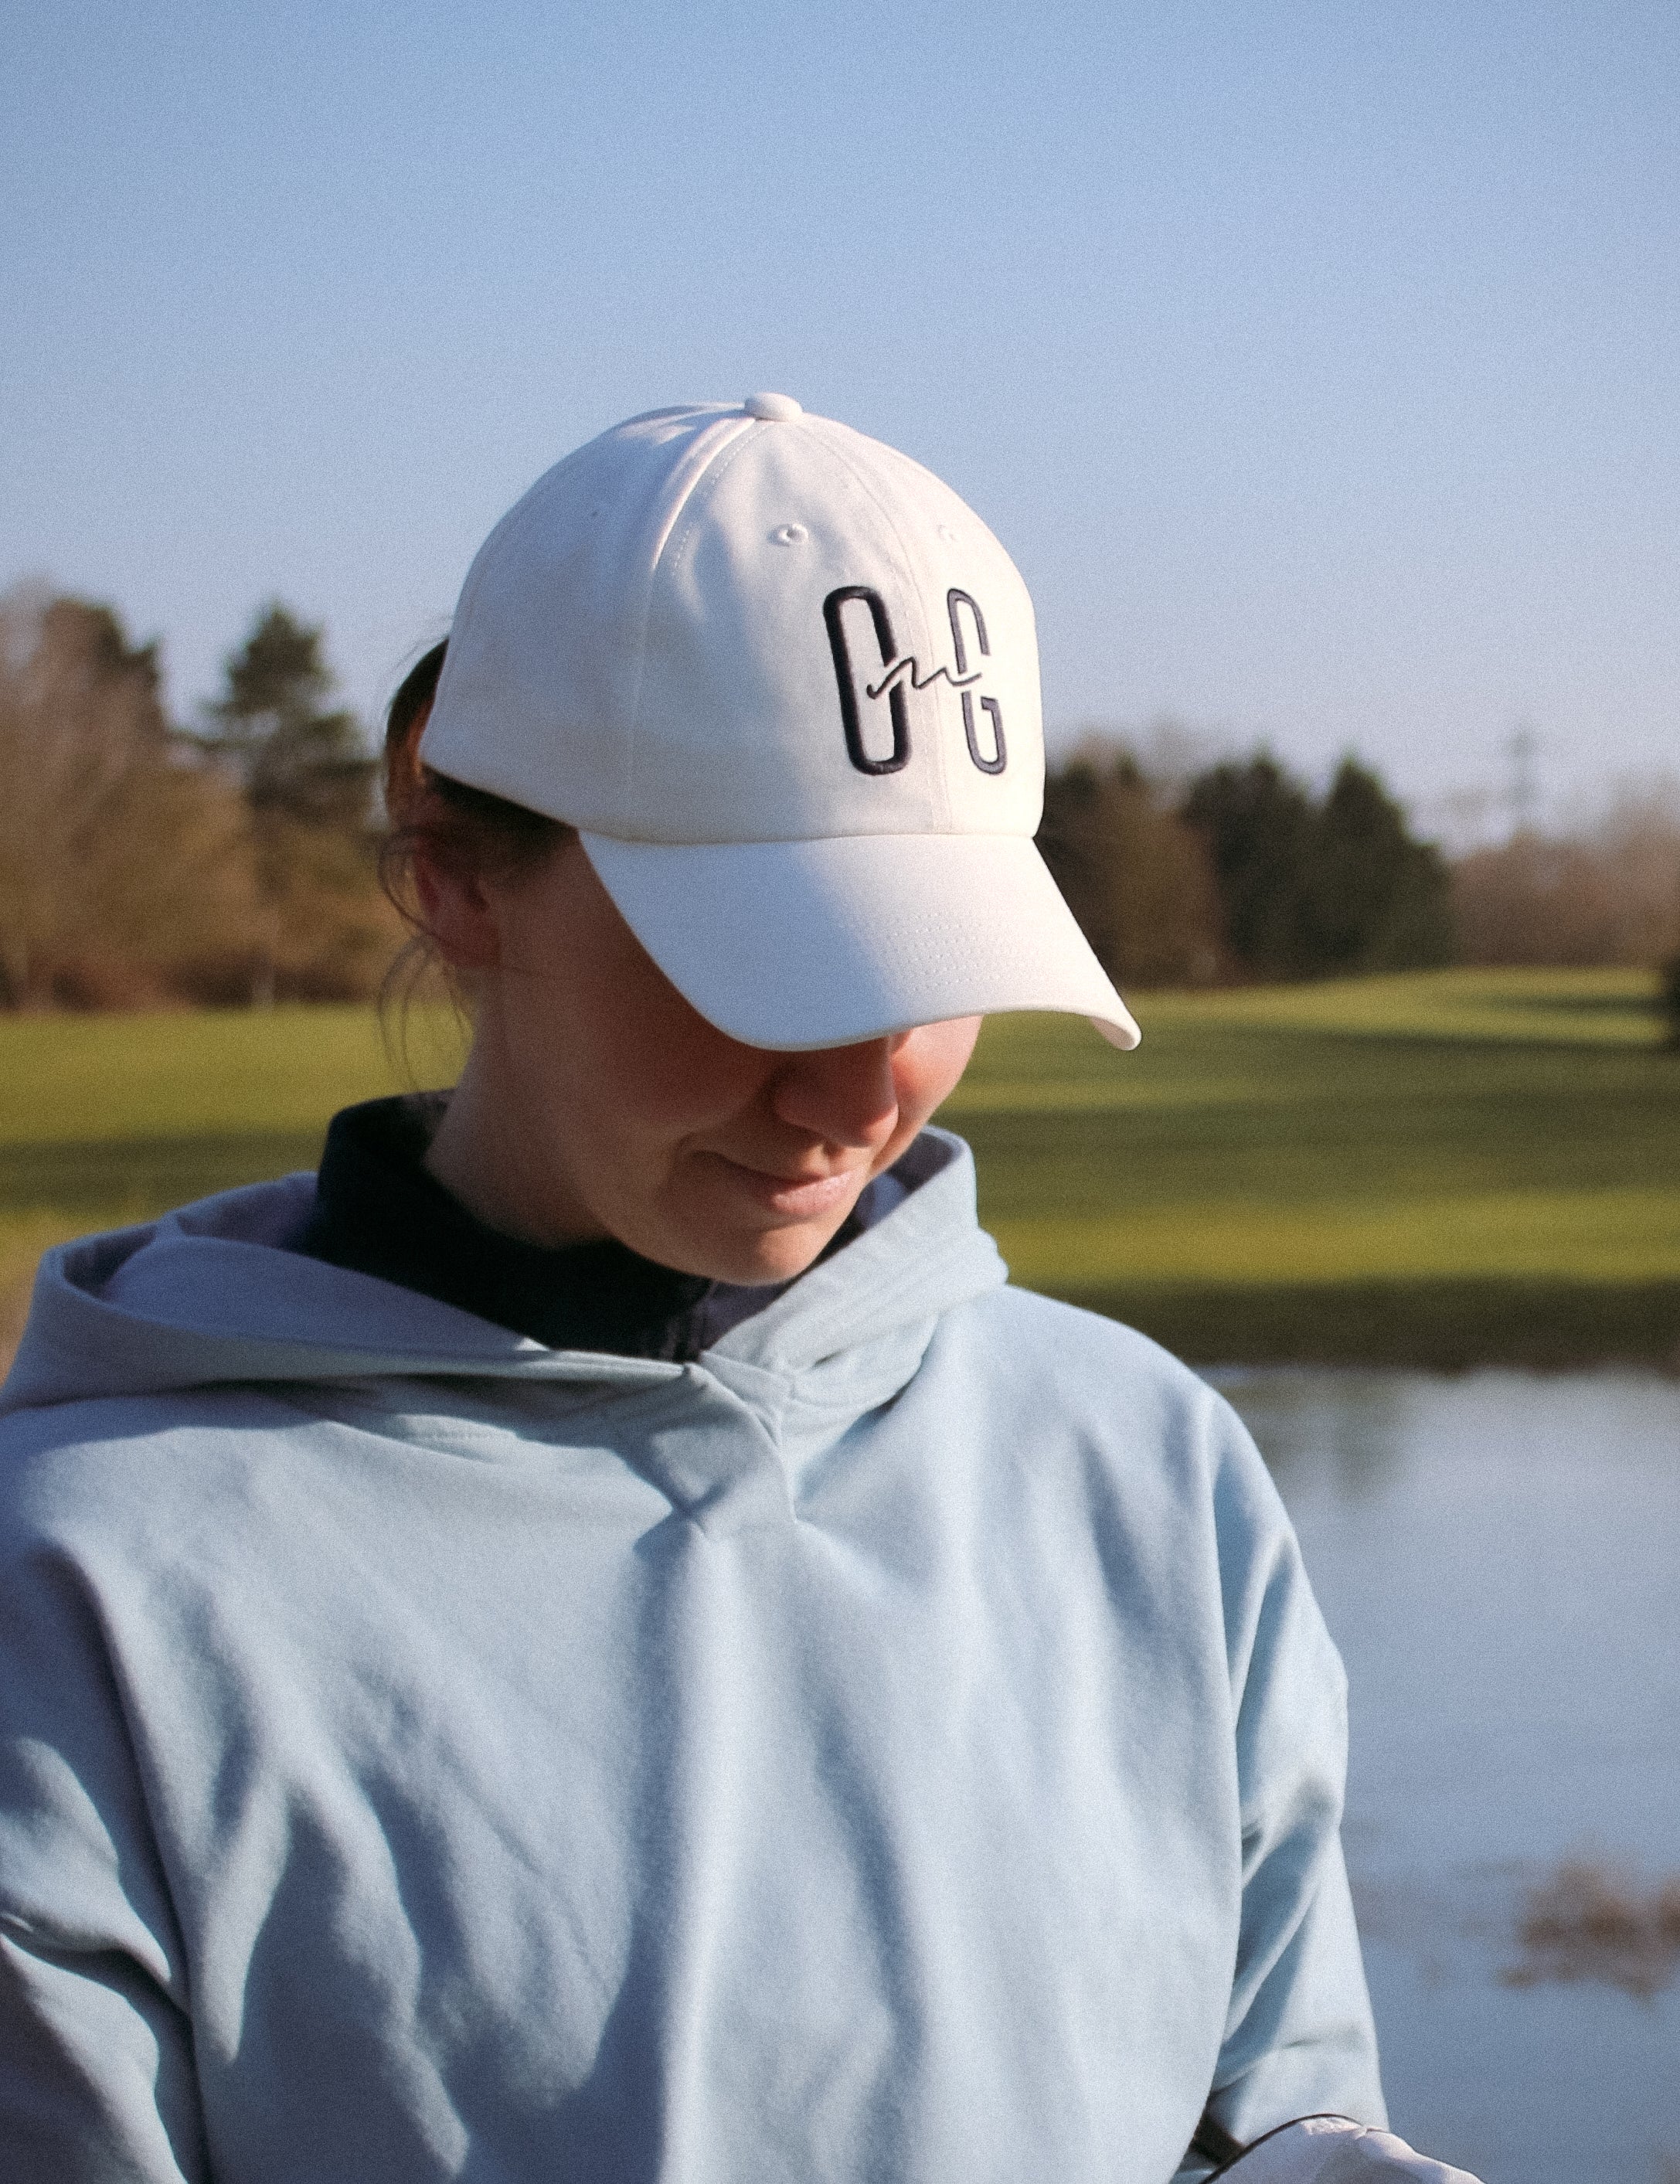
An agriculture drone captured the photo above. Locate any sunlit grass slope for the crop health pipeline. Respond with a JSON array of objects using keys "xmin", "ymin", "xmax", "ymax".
[
  {"xmin": 1, "ymin": 967, "xmax": 1674, "ymax": 1369},
  {"xmin": 0, "ymin": 1003, "xmax": 466, "ymax": 1360},
  {"xmin": 949, "ymin": 967, "xmax": 1678, "ymax": 1366}
]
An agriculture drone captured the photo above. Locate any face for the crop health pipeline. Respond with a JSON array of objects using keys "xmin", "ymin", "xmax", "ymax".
[{"xmin": 420, "ymin": 835, "xmax": 981, "ymax": 1284}]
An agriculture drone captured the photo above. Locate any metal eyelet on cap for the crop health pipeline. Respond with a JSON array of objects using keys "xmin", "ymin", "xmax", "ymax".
[
  {"xmin": 770, "ymin": 524, "xmax": 808, "ymax": 546},
  {"xmin": 743, "ymin": 392, "xmax": 803, "ymax": 422}
]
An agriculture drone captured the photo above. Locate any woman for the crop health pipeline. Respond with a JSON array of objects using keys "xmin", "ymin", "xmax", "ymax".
[{"xmin": 0, "ymin": 397, "xmax": 1473, "ymax": 2182}]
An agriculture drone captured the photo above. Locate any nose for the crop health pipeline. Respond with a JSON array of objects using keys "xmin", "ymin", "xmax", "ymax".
[{"xmin": 768, "ymin": 1036, "xmax": 903, "ymax": 1150}]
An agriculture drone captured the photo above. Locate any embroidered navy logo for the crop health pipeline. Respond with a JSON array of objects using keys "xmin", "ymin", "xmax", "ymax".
[
  {"xmin": 947, "ymin": 589, "xmax": 1006, "ymax": 775},
  {"xmin": 823, "ymin": 586, "xmax": 1008, "ymax": 778}
]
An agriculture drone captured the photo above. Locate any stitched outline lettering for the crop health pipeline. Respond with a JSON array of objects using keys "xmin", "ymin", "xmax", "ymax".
[
  {"xmin": 947, "ymin": 589, "xmax": 1006, "ymax": 775},
  {"xmin": 824, "ymin": 587, "xmax": 912, "ymax": 775},
  {"xmin": 823, "ymin": 583, "xmax": 1008, "ymax": 779}
]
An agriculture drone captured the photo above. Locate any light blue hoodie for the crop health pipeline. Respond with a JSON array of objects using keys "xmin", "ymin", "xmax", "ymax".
[{"xmin": 0, "ymin": 1129, "xmax": 1382, "ymax": 2182}]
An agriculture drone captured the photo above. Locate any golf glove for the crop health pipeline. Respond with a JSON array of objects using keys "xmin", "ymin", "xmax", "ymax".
[{"xmin": 1219, "ymin": 2116, "xmax": 1481, "ymax": 2184}]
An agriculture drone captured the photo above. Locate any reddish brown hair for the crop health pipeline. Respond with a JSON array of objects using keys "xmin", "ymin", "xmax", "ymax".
[
  {"xmin": 380, "ymin": 640, "xmax": 574, "ymax": 913},
  {"xmin": 379, "ymin": 641, "xmax": 576, "ymax": 1026}
]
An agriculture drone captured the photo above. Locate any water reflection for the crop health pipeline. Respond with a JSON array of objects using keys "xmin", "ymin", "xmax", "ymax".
[
  {"xmin": 1211, "ymin": 1366, "xmax": 1413, "ymax": 1500},
  {"xmin": 1208, "ymin": 1368, "xmax": 1680, "ymax": 2184}
]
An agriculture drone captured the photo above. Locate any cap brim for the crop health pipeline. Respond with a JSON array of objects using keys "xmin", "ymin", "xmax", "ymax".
[{"xmin": 579, "ymin": 831, "xmax": 1141, "ymax": 1053}]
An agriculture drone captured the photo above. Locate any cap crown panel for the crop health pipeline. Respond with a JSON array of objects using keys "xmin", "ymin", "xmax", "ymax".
[
  {"xmin": 420, "ymin": 404, "xmax": 1043, "ymax": 845},
  {"xmin": 421, "ymin": 409, "xmax": 743, "ymax": 829},
  {"xmin": 634, "ymin": 425, "xmax": 934, "ymax": 842}
]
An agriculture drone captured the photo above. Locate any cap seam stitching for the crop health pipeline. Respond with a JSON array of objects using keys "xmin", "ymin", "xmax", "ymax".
[
  {"xmin": 624, "ymin": 414, "xmax": 757, "ymax": 806},
  {"xmin": 654, "ymin": 420, "xmax": 766, "ymax": 594}
]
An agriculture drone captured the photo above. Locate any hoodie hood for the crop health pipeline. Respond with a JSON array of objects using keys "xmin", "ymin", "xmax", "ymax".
[{"xmin": 0, "ymin": 1126, "xmax": 1006, "ymax": 1417}]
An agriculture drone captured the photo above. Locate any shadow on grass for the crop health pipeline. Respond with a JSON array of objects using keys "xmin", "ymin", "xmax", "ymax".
[
  {"xmin": 0, "ymin": 1131, "xmax": 329, "ymax": 1220},
  {"xmin": 1040, "ymin": 1277, "xmax": 1680, "ymax": 1371}
]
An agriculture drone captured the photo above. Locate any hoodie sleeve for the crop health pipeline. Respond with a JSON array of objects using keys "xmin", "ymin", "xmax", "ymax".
[
  {"xmin": 0, "ymin": 1522, "xmax": 209, "ymax": 2184},
  {"xmin": 1178, "ymin": 1395, "xmax": 1386, "ymax": 2174}
]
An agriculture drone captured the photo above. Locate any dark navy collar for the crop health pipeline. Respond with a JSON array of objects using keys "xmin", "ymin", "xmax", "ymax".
[{"xmin": 294, "ymin": 1094, "xmax": 863, "ymax": 1363}]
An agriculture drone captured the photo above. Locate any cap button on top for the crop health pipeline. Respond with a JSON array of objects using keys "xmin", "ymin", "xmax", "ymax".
[{"xmin": 743, "ymin": 391, "xmax": 802, "ymax": 421}]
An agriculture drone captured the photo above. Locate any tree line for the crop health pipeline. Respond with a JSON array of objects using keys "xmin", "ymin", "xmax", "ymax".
[
  {"xmin": 1038, "ymin": 745, "xmax": 1458, "ymax": 988},
  {"xmin": 2, "ymin": 584, "xmax": 1677, "ymax": 1015},
  {"xmin": 0, "ymin": 587, "xmax": 394, "ymax": 1009},
  {"xmin": 1039, "ymin": 738, "xmax": 1679, "ymax": 1007}
]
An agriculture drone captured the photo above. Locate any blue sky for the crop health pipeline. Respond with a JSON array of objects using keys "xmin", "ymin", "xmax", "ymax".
[{"xmin": 4, "ymin": 0, "xmax": 1675, "ymax": 832}]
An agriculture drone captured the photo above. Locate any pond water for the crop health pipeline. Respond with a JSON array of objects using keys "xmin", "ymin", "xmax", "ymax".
[{"xmin": 1210, "ymin": 1369, "xmax": 1680, "ymax": 2184}]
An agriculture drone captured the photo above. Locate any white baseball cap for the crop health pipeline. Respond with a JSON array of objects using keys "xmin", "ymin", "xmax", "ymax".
[{"xmin": 420, "ymin": 393, "xmax": 1141, "ymax": 1052}]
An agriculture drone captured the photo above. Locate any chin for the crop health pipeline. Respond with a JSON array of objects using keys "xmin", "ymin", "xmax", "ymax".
[{"xmin": 692, "ymin": 1220, "xmax": 842, "ymax": 1288}]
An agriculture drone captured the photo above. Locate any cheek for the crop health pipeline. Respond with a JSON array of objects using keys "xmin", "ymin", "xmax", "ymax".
[
  {"xmin": 892, "ymin": 1018, "xmax": 982, "ymax": 1121},
  {"xmin": 568, "ymin": 965, "xmax": 771, "ymax": 1141},
  {"xmin": 616, "ymin": 1030, "xmax": 763, "ymax": 1135}
]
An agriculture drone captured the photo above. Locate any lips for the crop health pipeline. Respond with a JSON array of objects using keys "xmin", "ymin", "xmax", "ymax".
[{"xmin": 707, "ymin": 1154, "xmax": 865, "ymax": 1221}]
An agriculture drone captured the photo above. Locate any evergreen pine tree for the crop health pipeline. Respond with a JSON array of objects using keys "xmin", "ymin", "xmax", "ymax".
[
  {"xmin": 202, "ymin": 604, "xmax": 372, "ymax": 832},
  {"xmin": 1299, "ymin": 759, "xmax": 1455, "ymax": 975},
  {"xmin": 1179, "ymin": 754, "xmax": 1318, "ymax": 978},
  {"xmin": 199, "ymin": 605, "xmax": 383, "ymax": 1004},
  {"xmin": 1182, "ymin": 751, "xmax": 1455, "ymax": 981}
]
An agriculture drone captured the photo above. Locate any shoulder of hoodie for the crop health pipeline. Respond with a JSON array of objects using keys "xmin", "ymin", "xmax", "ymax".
[
  {"xmin": 0, "ymin": 1376, "xmax": 319, "ymax": 1537},
  {"xmin": 940, "ymin": 1276, "xmax": 1239, "ymax": 1432},
  {"xmin": 934, "ymin": 1287, "xmax": 1336, "ymax": 1709},
  {"xmin": 925, "ymin": 1280, "xmax": 1292, "ymax": 1548}
]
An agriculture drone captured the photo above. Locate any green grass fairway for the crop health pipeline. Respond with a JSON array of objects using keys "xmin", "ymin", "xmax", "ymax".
[
  {"xmin": 0, "ymin": 1003, "xmax": 464, "ymax": 1358},
  {"xmin": 2, "ymin": 967, "xmax": 1675, "ymax": 1370},
  {"xmin": 947, "ymin": 968, "xmax": 1679, "ymax": 1366}
]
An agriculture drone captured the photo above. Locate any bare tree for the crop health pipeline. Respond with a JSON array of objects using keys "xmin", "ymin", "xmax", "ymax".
[
  {"xmin": 0, "ymin": 587, "xmax": 256, "ymax": 1008},
  {"xmin": 1452, "ymin": 780, "xmax": 1680, "ymax": 968},
  {"xmin": 1039, "ymin": 740, "xmax": 1226, "ymax": 987}
]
